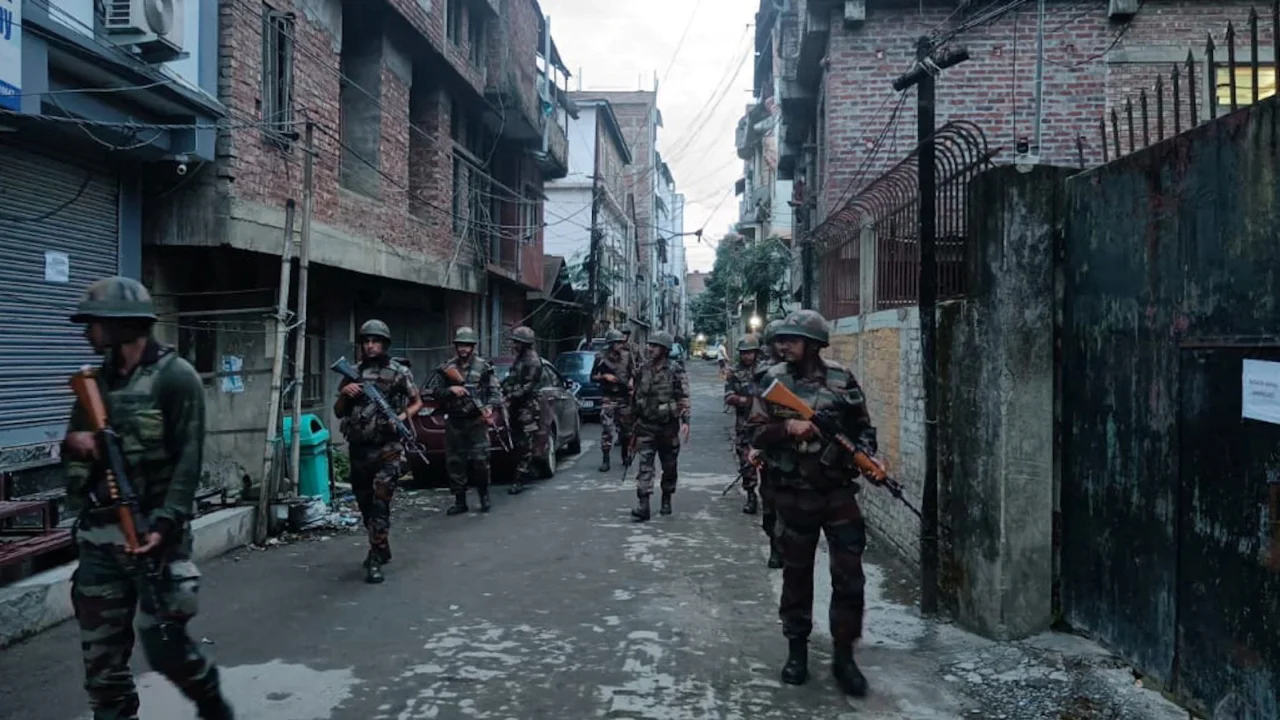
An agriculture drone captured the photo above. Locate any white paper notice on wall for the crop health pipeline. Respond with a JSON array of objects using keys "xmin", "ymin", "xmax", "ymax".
[
  {"xmin": 44, "ymin": 251, "xmax": 69, "ymax": 283},
  {"xmin": 1242, "ymin": 359, "xmax": 1280, "ymax": 425}
]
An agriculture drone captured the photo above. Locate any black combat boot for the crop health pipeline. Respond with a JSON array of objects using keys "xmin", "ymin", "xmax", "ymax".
[
  {"xmin": 780, "ymin": 638, "xmax": 809, "ymax": 685},
  {"xmin": 377, "ymin": 541, "xmax": 392, "ymax": 565},
  {"xmin": 832, "ymin": 644, "xmax": 869, "ymax": 697},
  {"xmin": 743, "ymin": 490, "xmax": 759, "ymax": 515},
  {"xmin": 479, "ymin": 490, "xmax": 492, "ymax": 512},
  {"xmin": 447, "ymin": 493, "xmax": 469, "ymax": 516},
  {"xmin": 767, "ymin": 537, "xmax": 783, "ymax": 569},
  {"xmin": 508, "ymin": 479, "xmax": 524, "ymax": 495},
  {"xmin": 659, "ymin": 491, "xmax": 673, "ymax": 516},
  {"xmin": 364, "ymin": 557, "xmax": 384, "ymax": 584},
  {"xmin": 196, "ymin": 695, "xmax": 235, "ymax": 720},
  {"xmin": 631, "ymin": 494, "xmax": 651, "ymax": 522},
  {"xmin": 599, "ymin": 450, "xmax": 611, "ymax": 473}
]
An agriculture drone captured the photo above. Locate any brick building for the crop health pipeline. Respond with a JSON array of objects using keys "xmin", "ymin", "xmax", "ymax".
[{"xmin": 144, "ymin": 0, "xmax": 572, "ymax": 491}]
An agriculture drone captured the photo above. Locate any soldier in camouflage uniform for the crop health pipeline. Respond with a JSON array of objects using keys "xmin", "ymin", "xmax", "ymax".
[
  {"xmin": 724, "ymin": 334, "xmax": 763, "ymax": 514},
  {"xmin": 435, "ymin": 327, "xmax": 504, "ymax": 515},
  {"xmin": 630, "ymin": 331, "xmax": 692, "ymax": 522},
  {"xmin": 757, "ymin": 319, "xmax": 785, "ymax": 568},
  {"xmin": 62, "ymin": 276, "xmax": 235, "ymax": 720},
  {"xmin": 591, "ymin": 329, "xmax": 636, "ymax": 472},
  {"xmin": 747, "ymin": 309, "xmax": 884, "ymax": 697},
  {"xmin": 501, "ymin": 326, "xmax": 543, "ymax": 496},
  {"xmin": 334, "ymin": 319, "xmax": 422, "ymax": 584}
]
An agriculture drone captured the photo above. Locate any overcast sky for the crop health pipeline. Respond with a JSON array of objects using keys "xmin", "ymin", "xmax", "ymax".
[{"xmin": 540, "ymin": 0, "xmax": 757, "ymax": 273}]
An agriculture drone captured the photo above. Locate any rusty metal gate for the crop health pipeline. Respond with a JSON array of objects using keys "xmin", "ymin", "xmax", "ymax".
[{"xmin": 1061, "ymin": 18, "xmax": 1280, "ymax": 713}]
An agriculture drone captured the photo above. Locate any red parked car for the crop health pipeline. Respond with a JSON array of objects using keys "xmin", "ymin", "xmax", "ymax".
[{"xmin": 408, "ymin": 357, "xmax": 583, "ymax": 486}]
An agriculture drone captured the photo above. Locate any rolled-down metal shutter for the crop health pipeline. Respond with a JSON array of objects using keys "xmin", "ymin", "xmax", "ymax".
[{"xmin": 0, "ymin": 143, "xmax": 120, "ymax": 447}]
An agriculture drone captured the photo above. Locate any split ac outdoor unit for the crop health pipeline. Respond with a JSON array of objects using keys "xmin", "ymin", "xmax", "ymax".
[{"xmin": 98, "ymin": 0, "xmax": 185, "ymax": 62}]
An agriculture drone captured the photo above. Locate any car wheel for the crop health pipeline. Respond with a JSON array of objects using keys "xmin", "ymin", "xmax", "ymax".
[
  {"xmin": 565, "ymin": 415, "xmax": 582, "ymax": 455},
  {"xmin": 538, "ymin": 424, "xmax": 558, "ymax": 479}
]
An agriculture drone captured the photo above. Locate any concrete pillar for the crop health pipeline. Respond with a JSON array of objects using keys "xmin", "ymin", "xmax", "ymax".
[
  {"xmin": 858, "ymin": 220, "xmax": 875, "ymax": 316},
  {"xmin": 944, "ymin": 165, "xmax": 1073, "ymax": 641}
]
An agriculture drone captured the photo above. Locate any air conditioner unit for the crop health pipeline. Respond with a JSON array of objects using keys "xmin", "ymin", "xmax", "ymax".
[{"xmin": 98, "ymin": 0, "xmax": 185, "ymax": 63}]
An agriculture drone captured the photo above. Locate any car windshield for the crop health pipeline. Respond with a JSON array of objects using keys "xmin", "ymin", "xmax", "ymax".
[{"xmin": 556, "ymin": 353, "xmax": 593, "ymax": 382}]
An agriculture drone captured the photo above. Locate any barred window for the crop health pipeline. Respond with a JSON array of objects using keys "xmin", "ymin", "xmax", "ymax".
[{"xmin": 261, "ymin": 7, "xmax": 295, "ymax": 148}]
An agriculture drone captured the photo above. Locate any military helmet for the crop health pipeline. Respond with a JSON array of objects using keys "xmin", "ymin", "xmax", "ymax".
[
  {"xmin": 70, "ymin": 276, "xmax": 157, "ymax": 323},
  {"xmin": 737, "ymin": 334, "xmax": 761, "ymax": 352},
  {"xmin": 621, "ymin": 327, "xmax": 633, "ymax": 336},
  {"xmin": 511, "ymin": 325, "xmax": 536, "ymax": 345},
  {"xmin": 763, "ymin": 319, "xmax": 784, "ymax": 343},
  {"xmin": 454, "ymin": 326, "xmax": 479, "ymax": 344},
  {"xmin": 647, "ymin": 331, "xmax": 674, "ymax": 350},
  {"xmin": 359, "ymin": 319, "xmax": 392, "ymax": 342},
  {"xmin": 774, "ymin": 309, "xmax": 830, "ymax": 347},
  {"xmin": 605, "ymin": 328, "xmax": 625, "ymax": 342}
]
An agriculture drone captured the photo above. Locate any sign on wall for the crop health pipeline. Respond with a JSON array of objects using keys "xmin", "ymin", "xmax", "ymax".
[
  {"xmin": 0, "ymin": 0, "xmax": 19, "ymax": 112},
  {"xmin": 1243, "ymin": 359, "xmax": 1280, "ymax": 425}
]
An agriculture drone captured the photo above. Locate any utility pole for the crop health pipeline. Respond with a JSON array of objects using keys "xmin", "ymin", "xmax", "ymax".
[
  {"xmin": 587, "ymin": 172, "xmax": 603, "ymax": 335},
  {"xmin": 256, "ymin": 199, "xmax": 296, "ymax": 545},
  {"xmin": 287, "ymin": 121, "xmax": 316, "ymax": 498},
  {"xmin": 893, "ymin": 37, "xmax": 969, "ymax": 617}
]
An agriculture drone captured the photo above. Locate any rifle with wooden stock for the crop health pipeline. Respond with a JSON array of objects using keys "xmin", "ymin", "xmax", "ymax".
[
  {"xmin": 68, "ymin": 367, "xmax": 174, "ymax": 637},
  {"xmin": 759, "ymin": 378, "xmax": 942, "ymax": 530},
  {"xmin": 440, "ymin": 365, "xmax": 513, "ymax": 452}
]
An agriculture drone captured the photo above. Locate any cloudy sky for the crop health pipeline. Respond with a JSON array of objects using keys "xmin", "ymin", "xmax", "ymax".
[{"xmin": 540, "ymin": 0, "xmax": 758, "ymax": 273}]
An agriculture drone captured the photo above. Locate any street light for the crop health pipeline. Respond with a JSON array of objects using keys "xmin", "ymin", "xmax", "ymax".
[
  {"xmin": 696, "ymin": 333, "xmax": 706, "ymax": 343},
  {"xmin": 749, "ymin": 315, "xmax": 762, "ymax": 330}
]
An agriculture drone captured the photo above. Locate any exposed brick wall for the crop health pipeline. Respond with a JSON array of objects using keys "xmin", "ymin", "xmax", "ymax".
[
  {"xmin": 384, "ymin": 0, "xmax": 486, "ymax": 94},
  {"xmin": 489, "ymin": 0, "xmax": 543, "ymax": 133},
  {"xmin": 817, "ymin": 0, "xmax": 1269, "ymax": 216}
]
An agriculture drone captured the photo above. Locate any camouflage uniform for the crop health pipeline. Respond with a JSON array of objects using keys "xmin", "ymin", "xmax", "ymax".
[
  {"xmin": 591, "ymin": 329, "xmax": 636, "ymax": 472},
  {"xmin": 747, "ymin": 309, "xmax": 877, "ymax": 697},
  {"xmin": 758, "ymin": 319, "xmax": 785, "ymax": 568},
  {"xmin": 334, "ymin": 319, "xmax": 418, "ymax": 583},
  {"xmin": 724, "ymin": 335, "xmax": 762, "ymax": 513},
  {"xmin": 630, "ymin": 332, "xmax": 692, "ymax": 522},
  {"xmin": 63, "ymin": 277, "xmax": 233, "ymax": 720},
  {"xmin": 502, "ymin": 326, "xmax": 543, "ymax": 495},
  {"xmin": 435, "ymin": 327, "xmax": 504, "ymax": 514}
]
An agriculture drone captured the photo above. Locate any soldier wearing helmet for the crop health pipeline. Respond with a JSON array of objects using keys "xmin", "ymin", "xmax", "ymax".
[
  {"xmin": 62, "ymin": 276, "xmax": 236, "ymax": 719},
  {"xmin": 334, "ymin": 319, "xmax": 422, "ymax": 583},
  {"xmin": 746, "ymin": 309, "xmax": 885, "ymax": 697},
  {"xmin": 754, "ymin": 317, "xmax": 787, "ymax": 568},
  {"xmin": 724, "ymin": 334, "xmax": 764, "ymax": 515},
  {"xmin": 629, "ymin": 331, "xmax": 692, "ymax": 521},
  {"xmin": 434, "ymin": 326, "xmax": 504, "ymax": 514},
  {"xmin": 500, "ymin": 326, "xmax": 543, "ymax": 495},
  {"xmin": 762, "ymin": 319, "xmax": 784, "ymax": 365},
  {"xmin": 590, "ymin": 328, "xmax": 637, "ymax": 472}
]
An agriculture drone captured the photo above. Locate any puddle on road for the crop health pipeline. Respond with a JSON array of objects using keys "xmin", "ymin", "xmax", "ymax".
[{"xmin": 79, "ymin": 659, "xmax": 359, "ymax": 720}]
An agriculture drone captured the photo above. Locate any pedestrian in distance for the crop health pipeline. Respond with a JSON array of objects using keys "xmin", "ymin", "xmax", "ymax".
[
  {"xmin": 502, "ymin": 326, "xmax": 544, "ymax": 496},
  {"xmin": 62, "ymin": 276, "xmax": 236, "ymax": 719},
  {"xmin": 435, "ymin": 327, "xmax": 504, "ymax": 515},
  {"xmin": 747, "ymin": 309, "xmax": 887, "ymax": 697},
  {"xmin": 591, "ymin": 328, "xmax": 637, "ymax": 472},
  {"xmin": 333, "ymin": 319, "xmax": 422, "ymax": 584},
  {"xmin": 629, "ymin": 331, "xmax": 692, "ymax": 522}
]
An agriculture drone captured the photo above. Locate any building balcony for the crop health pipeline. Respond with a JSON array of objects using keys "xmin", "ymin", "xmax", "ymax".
[{"xmin": 533, "ymin": 102, "xmax": 570, "ymax": 180}]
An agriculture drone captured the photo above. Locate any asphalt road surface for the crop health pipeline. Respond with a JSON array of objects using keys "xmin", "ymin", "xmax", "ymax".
[{"xmin": 0, "ymin": 360, "xmax": 1188, "ymax": 720}]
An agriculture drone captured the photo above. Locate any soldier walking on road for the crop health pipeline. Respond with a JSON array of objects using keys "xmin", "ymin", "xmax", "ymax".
[
  {"xmin": 334, "ymin": 320, "xmax": 422, "ymax": 584},
  {"xmin": 630, "ymin": 331, "xmax": 691, "ymax": 522},
  {"xmin": 502, "ymin": 326, "xmax": 543, "ymax": 496},
  {"xmin": 747, "ymin": 309, "xmax": 885, "ymax": 697},
  {"xmin": 62, "ymin": 276, "xmax": 236, "ymax": 720},
  {"xmin": 724, "ymin": 334, "xmax": 763, "ymax": 514},
  {"xmin": 757, "ymin": 319, "xmax": 785, "ymax": 568},
  {"xmin": 591, "ymin": 329, "xmax": 636, "ymax": 472},
  {"xmin": 436, "ymin": 327, "xmax": 504, "ymax": 515}
]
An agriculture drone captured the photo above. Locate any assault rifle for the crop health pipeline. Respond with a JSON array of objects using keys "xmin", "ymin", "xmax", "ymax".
[
  {"xmin": 68, "ymin": 367, "xmax": 174, "ymax": 638},
  {"xmin": 619, "ymin": 432, "xmax": 639, "ymax": 485},
  {"xmin": 722, "ymin": 449, "xmax": 763, "ymax": 497},
  {"xmin": 760, "ymin": 379, "xmax": 938, "ymax": 528},
  {"xmin": 440, "ymin": 365, "xmax": 513, "ymax": 452},
  {"xmin": 331, "ymin": 357, "xmax": 429, "ymax": 464}
]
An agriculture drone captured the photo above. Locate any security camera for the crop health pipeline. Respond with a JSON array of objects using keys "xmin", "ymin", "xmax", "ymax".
[
  {"xmin": 175, "ymin": 162, "xmax": 189, "ymax": 176},
  {"xmin": 173, "ymin": 153, "xmax": 191, "ymax": 177}
]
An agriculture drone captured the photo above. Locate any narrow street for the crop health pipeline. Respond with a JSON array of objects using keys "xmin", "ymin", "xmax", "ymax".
[{"xmin": 0, "ymin": 362, "xmax": 1186, "ymax": 720}]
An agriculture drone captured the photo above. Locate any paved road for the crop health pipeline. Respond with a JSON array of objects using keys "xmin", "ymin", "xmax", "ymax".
[{"xmin": 0, "ymin": 361, "xmax": 1187, "ymax": 720}]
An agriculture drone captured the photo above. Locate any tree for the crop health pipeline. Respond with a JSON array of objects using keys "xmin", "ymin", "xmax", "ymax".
[{"xmin": 690, "ymin": 234, "xmax": 790, "ymax": 337}]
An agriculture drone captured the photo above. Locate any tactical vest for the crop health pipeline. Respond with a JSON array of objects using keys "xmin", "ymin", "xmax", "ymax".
[
  {"xmin": 759, "ymin": 362, "xmax": 861, "ymax": 489},
  {"xmin": 636, "ymin": 362, "xmax": 681, "ymax": 426},
  {"xmin": 340, "ymin": 359, "xmax": 412, "ymax": 446},
  {"xmin": 595, "ymin": 352, "xmax": 632, "ymax": 396},
  {"xmin": 67, "ymin": 350, "xmax": 183, "ymax": 545},
  {"xmin": 730, "ymin": 361, "xmax": 759, "ymax": 423},
  {"xmin": 438, "ymin": 357, "xmax": 492, "ymax": 420},
  {"xmin": 503, "ymin": 352, "xmax": 542, "ymax": 409}
]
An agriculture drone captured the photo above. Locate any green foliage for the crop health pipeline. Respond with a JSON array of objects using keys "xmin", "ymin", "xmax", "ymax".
[{"xmin": 691, "ymin": 234, "xmax": 790, "ymax": 337}]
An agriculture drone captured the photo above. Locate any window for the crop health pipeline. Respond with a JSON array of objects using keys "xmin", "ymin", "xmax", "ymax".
[
  {"xmin": 1215, "ymin": 66, "xmax": 1277, "ymax": 107},
  {"xmin": 447, "ymin": 0, "xmax": 462, "ymax": 44},
  {"xmin": 261, "ymin": 7, "xmax": 295, "ymax": 148},
  {"xmin": 469, "ymin": 12, "xmax": 486, "ymax": 67}
]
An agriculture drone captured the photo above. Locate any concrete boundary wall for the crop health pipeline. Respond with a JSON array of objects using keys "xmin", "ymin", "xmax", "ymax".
[{"xmin": 826, "ymin": 308, "xmax": 926, "ymax": 565}]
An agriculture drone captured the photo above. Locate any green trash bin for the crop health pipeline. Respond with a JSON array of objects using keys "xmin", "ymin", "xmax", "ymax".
[{"xmin": 282, "ymin": 414, "xmax": 331, "ymax": 504}]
